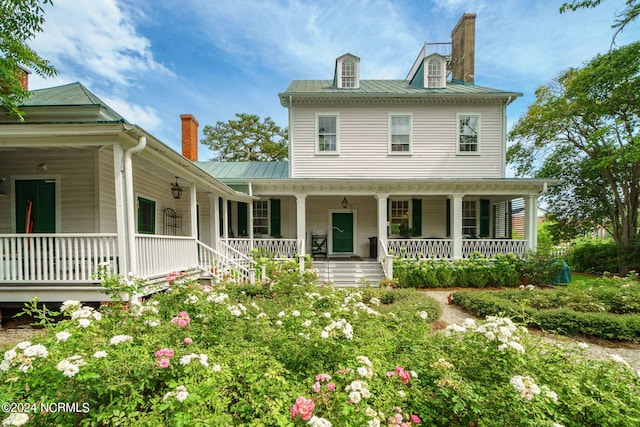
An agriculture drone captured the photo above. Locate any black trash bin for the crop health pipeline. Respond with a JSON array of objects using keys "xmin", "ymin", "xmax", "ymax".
[{"xmin": 368, "ymin": 236, "xmax": 377, "ymax": 258}]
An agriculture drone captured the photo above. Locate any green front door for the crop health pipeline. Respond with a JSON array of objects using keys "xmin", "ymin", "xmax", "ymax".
[
  {"xmin": 332, "ymin": 212, "xmax": 353, "ymax": 253},
  {"xmin": 15, "ymin": 180, "xmax": 56, "ymax": 233}
]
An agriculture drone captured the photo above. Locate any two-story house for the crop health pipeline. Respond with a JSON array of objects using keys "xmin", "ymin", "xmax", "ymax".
[{"xmin": 197, "ymin": 13, "xmax": 552, "ymax": 283}]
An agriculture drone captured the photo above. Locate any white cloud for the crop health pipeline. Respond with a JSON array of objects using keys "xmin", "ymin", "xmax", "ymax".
[
  {"xmin": 102, "ymin": 96, "xmax": 162, "ymax": 130},
  {"xmin": 30, "ymin": 0, "xmax": 173, "ymax": 86}
]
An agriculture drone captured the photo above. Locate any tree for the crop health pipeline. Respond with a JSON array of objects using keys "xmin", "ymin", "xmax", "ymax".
[
  {"xmin": 561, "ymin": 0, "xmax": 639, "ymax": 44},
  {"xmin": 507, "ymin": 42, "xmax": 640, "ymax": 274},
  {"xmin": 201, "ymin": 113, "xmax": 288, "ymax": 161},
  {"xmin": 1, "ymin": 0, "xmax": 57, "ymax": 120}
]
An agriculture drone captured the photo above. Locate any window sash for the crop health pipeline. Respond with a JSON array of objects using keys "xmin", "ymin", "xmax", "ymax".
[
  {"xmin": 253, "ymin": 200, "xmax": 269, "ymax": 235},
  {"xmin": 462, "ymin": 200, "xmax": 477, "ymax": 236},
  {"xmin": 390, "ymin": 115, "xmax": 411, "ymax": 153},
  {"xmin": 342, "ymin": 59, "xmax": 356, "ymax": 88},
  {"xmin": 458, "ymin": 115, "xmax": 479, "ymax": 153},
  {"xmin": 138, "ymin": 197, "xmax": 156, "ymax": 234},
  {"xmin": 317, "ymin": 115, "xmax": 338, "ymax": 152},
  {"xmin": 389, "ymin": 200, "xmax": 410, "ymax": 235}
]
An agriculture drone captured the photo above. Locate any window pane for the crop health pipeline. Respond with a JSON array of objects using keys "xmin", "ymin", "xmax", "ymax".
[
  {"xmin": 253, "ymin": 200, "xmax": 269, "ymax": 235},
  {"xmin": 390, "ymin": 200, "xmax": 409, "ymax": 234},
  {"xmin": 459, "ymin": 115, "xmax": 478, "ymax": 152},
  {"xmin": 138, "ymin": 198, "xmax": 155, "ymax": 234},
  {"xmin": 318, "ymin": 116, "xmax": 337, "ymax": 152},
  {"xmin": 462, "ymin": 201, "xmax": 476, "ymax": 236},
  {"xmin": 390, "ymin": 116, "xmax": 410, "ymax": 152}
]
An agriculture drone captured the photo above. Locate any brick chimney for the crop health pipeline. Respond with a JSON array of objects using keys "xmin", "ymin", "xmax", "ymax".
[
  {"xmin": 180, "ymin": 114, "xmax": 199, "ymax": 161},
  {"xmin": 451, "ymin": 13, "xmax": 476, "ymax": 84},
  {"xmin": 18, "ymin": 66, "xmax": 30, "ymax": 90}
]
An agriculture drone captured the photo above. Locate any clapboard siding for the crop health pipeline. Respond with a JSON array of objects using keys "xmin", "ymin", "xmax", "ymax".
[
  {"xmin": 0, "ymin": 148, "xmax": 99, "ymax": 233},
  {"xmin": 98, "ymin": 147, "xmax": 117, "ymax": 233},
  {"xmin": 290, "ymin": 102, "xmax": 505, "ymax": 179}
]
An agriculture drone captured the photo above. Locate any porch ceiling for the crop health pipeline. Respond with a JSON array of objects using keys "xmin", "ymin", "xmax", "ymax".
[{"xmin": 248, "ymin": 178, "xmax": 559, "ymax": 197}]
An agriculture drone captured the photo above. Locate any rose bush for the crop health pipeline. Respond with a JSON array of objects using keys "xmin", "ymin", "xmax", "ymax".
[{"xmin": 0, "ymin": 270, "xmax": 639, "ymax": 426}]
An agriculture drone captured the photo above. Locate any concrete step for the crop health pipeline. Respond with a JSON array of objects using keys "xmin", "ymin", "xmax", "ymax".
[{"xmin": 313, "ymin": 260, "xmax": 385, "ymax": 287}]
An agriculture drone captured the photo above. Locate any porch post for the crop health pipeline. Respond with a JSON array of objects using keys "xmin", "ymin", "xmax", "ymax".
[
  {"xmin": 375, "ymin": 194, "xmax": 388, "ymax": 261},
  {"xmin": 189, "ymin": 184, "xmax": 197, "ymax": 238},
  {"xmin": 451, "ymin": 194, "xmax": 463, "ymax": 259},
  {"xmin": 524, "ymin": 194, "xmax": 538, "ymax": 252},
  {"xmin": 222, "ymin": 198, "xmax": 229, "ymax": 240},
  {"xmin": 248, "ymin": 199, "xmax": 254, "ymax": 245},
  {"xmin": 210, "ymin": 195, "xmax": 220, "ymax": 251},
  {"xmin": 112, "ymin": 145, "xmax": 129, "ymax": 275},
  {"xmin": 296, "ymin": 194, "xmax": 306, "ymax": 273}
]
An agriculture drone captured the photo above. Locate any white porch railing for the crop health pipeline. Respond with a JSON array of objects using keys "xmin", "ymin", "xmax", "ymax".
[
  {"xmin": 0, "ymin": 233, "xmax": 119, "ymax": 282},
  {"xmin": 225, "ymin": 238, "xmax": 299, "ymax": 260},
  {"xmin": 199, "ymin": 241, "xmax": 256, "ymax": 284},
  {"xmin": 378, "ymin": 237, "xmax": 394, "ymax": 280},
  {"xmin": 461, "ymin": 239, "xmax": 528, "ymax": 258},
  {"xmin": 388, "ymin": 239, "xmax": 453, "ymax": 259},
  {"xmin": 135, "ymin": 235, "xmax": 198, "ymax": 279}
]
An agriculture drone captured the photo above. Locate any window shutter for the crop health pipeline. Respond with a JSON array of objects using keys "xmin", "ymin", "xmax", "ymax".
[
  {"xmin": 218, "ymin": 198, "xmax": 224, "ymax": 236},
  {"xmin": 479, "ymin": 199, "xmax": 490, "ymax": 237},
  {"xmin": 411, "ymin": 198, "xmax": 422, "ymax": 236},
  {"xmin": 446, "ymin": 199, "xmax": 451, "ymax": 237},
  {"xmin": 270, "ymin": 199, "xmax": 281, "ymax": 236},
  {"xmin": 507, "ymin": 200, "xmax": 513, "ymax": 239},
  {"xmin": 237, "ymin": 202, "xmax": 248, "ymax": 236}
]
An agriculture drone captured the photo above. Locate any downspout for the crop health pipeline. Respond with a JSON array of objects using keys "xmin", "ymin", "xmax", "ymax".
[{"xmin": 124, "ymin": 134, "xmax": 147, "ymax": 277}]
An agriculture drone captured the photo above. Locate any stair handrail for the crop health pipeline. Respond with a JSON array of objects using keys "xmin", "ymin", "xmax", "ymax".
[
  {"xmin": 197, "ymin": 240, "xmax": 257, "ymax": 284},
  {"xmin": 378, "ymin": 237, "xmax": 394, "ymax": 279}
]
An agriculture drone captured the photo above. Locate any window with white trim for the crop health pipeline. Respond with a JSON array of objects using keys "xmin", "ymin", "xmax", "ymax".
[
  {"xmin": 253, "ymin": 200, "xmax": 269, "ymax": 236},
  {"xmin": 427, "ymin": 57, "xmax": 445, "ymax": 88},
  {"xmin": 389, "ymin": 200, "xmax": 410, "ymax": 235},
  {"xmin": 389, "ymin": 114, "xmax": 412, "ymax": 153},
  {"xmin": 462, "ymin": 200, "xmax": 477, "ymax": 236},
  {"xmin": 317, "ymin": 115, "xmax": 338, "ymax": 153},
  {"xmin": 457, "ymin": 114, "xmax": 480, "ymax": 154},
  {"xmin": 342, "ymin": 58, "xmax": 356, "ymax": 88}
]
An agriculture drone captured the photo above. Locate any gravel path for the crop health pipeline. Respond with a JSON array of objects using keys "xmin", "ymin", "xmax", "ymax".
[{"xmin": 423, "ymin": 290, "xmax": 640, "ymax": 372}]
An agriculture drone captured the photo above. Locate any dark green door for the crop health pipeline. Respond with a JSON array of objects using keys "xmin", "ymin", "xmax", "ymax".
[
  {"xmin": 15, "ymin": 180, "xmax": 56, "ymax": 233},
  {"xmin": 332, "ymin": 212, "xmax": 353, "ymax": 253}
]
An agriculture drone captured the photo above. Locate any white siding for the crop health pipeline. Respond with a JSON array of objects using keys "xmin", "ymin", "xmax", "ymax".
[
  {"xmin": 98, "ymin": 148, "xmax": 117, "ymax": 233},
  {"xmin": 0, "ymin": 148, "xmax": 99, "ymax": 233},
  {"xmin": 290, "ymin": 102, "xmax": 505, "ymax": 179}
]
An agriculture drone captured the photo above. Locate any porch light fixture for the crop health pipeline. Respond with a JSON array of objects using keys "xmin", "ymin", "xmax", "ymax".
[
  {"xmin": 171, "ymin": 176, "xmax": 183, "ymax": 199},
  {"xmin": 341, "ymin": 197, "xmax": 348, "ymax": 208}
]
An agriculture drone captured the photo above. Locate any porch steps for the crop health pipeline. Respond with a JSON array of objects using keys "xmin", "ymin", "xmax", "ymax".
[{"xmin": 312, "ymin": 260, "xmax": 385, "ymax": 287}]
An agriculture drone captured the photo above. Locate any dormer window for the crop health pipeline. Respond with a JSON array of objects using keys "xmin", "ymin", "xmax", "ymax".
[
  {"xmin": 425, "ymin": 54, "xmax": 446, "ymax": 88},
  {"xmin": 335, "ymin": 54, "xmax": 360, "ymax": 89},
  {"xmin": 342, "ymin": 59, "xmax": 356, "ymax": 88}
]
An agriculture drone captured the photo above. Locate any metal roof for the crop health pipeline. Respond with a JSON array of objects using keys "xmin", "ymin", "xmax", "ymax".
[
  {"xmin": 196, "ymin": 161, "xmax": 290, "ymax": 180},
  {"xmin": 279, "ymin": 80, "xmax": 522, "ymax": 105}
]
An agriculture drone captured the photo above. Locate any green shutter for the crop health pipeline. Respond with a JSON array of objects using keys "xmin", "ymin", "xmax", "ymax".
[
  {"xmin": 218, "ymin": 198, "xmax": 224, "ymax": 236},
  {"xmin": 507, "ymin": 201, "xmax": 513, "ymax": 239},
  {"xmin": 411, "ymin": 198, "xmax": 422, "ymax": 236},
  {"xmin": 479, "ymin": 199, "xmax": 490, "ymax": 237},
  {"xmin": 446, "ymin": 199, "xmax": 451, "ymax": 237},
  {"xmin": 237, "ymin": 202, "xmax": 248, "ymax": 236},
  {"xmin": 270, "ymin": 199, "xmax": 281, "ymax": 236}
]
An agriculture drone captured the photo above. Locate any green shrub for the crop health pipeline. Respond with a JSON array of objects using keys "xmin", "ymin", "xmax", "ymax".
[{"xmin": 565, "ymin": 237, "xmax": 640, "ymax": 274}]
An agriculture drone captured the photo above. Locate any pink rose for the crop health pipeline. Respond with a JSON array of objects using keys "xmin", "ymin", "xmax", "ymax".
[
  {"xmin": 172, "ymin": 311, "xmax": 191, "ymax": 328},
  {"xmin": 184, "ymin": 338, "xmax": 193, "ymax": 345},
  {"xmin": 411, "ymin": 414, "xmax": 421, "ymax": 424},
  {"xmin": 291, "ymin": 396, "xmax": 315, "ymax": 421},
  {"xmin": 386, "ymin": 371, "xmax": 397, "ymax": 378},
  {"xmin": 158, "ymin": 358, "xmax": 170, "ymax": 369},
  {"xmin": 395, "ymin": 366, "xmax": 411, "ymax": 384},
  {"xmin": 326, "ymin": 383, "xmax": 336, "ymax": 391},
  {"xmin": 312, "ymin": 382, "xmax": 321, "ymax": 393},
  {"xmin": 315, "ymin": 373, "xmax": 332, "ymax": 382}
]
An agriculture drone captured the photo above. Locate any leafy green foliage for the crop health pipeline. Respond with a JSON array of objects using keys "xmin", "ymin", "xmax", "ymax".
[
  {"xmin": 454, "ymin": 273, "xmax": 640, "ymax": 340},
  {"xmin": 2, "ymin": 273, "xmax": 640, "ymax": 426},
  {"xmin": 508, "ymin": 42, "xmax": 640, "ymax": 273},
  {"xmin": 0, "ymin": 0, "xmax": 57, "ymax": 120},
  {"xmin": 201, "ymin": 113, "xmax": 288, "ymax": 161}
]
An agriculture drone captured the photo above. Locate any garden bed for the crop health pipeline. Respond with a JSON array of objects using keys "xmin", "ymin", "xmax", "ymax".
[{"xmin": 1, "ymin": 271, "xmax": 639, "ymax": 426}]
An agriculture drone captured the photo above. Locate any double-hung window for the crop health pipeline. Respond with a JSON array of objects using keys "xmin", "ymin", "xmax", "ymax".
[
  {"xmin": 389, "ymin": 114, "xmax": 412, "ymax": 154},
  {"xmin": 462, "ymin": 200, "xmax": 477, "ymax": 236},
  {"xmin": 457, "ymin": 114, "xmax": 480, "ymax": 154},
  {"xmin": 316, "ymin": 114, "xmax": 339, "ymax": 154},
  {"xmin": 389, "ymin": 200, "xmax": 410, "ymax": 235},
  {"xmin": 341, "ymin": 58, "xmax": 356, "ymax": 88},
  {"xmin": 253, "ymin": 200, "xmax": 269, "ymax": 236}
]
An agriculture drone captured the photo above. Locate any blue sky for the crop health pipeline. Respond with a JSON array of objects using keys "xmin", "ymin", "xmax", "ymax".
[{"xmin": 28, "ymin": 0, "xmax": 638, "ymax": 161}]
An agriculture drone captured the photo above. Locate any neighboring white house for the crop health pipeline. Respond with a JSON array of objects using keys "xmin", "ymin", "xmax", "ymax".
[
  {"xmin": 196, "ymin": 13, "xmax": 554, "ymax": 280},
  {"xmin": 0, "ymin": 81, "xmax": 255, "ymax": 302}
]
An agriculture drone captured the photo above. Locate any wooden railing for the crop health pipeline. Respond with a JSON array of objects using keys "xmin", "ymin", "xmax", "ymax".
[
  {"xmin": 0, "ymin": 234, "xmax": 119, "ymax": 282},
  {"xmin": 198, "ymin": 241, "xmax": 256, "ymax": 284},
  {"xmin": 461, "ymin": 239, "xmax": 528, "ymax": 258},
  {"xmin": 135, "ymin": 235, "xmax": 198, "ymax": 279},
  {"xmin": 388, "ymin": 238, "xmax": 453, "ymax": 259},
  {"xmin": 378, "ymin": 237, "xmax": 394, "ymax": 279},
  {"xmin": 225, "ymin": 238, "xmax": 299, "ymax": 259}
]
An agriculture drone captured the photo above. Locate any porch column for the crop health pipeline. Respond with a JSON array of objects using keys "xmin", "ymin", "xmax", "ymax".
[
  {"xmin": 375, "ymin": 194, "xmax": 388, "ymax": 261},
  {"xmin": 112, "ymin": 145, "xmax": 129, "ymax": 275},
  {"xmin": 248, "ymin": 199, "xmax": 254, "ymax": 243},
  {"xmin": 524, "ymin": 194, "xmax": 538, "ymax": 251},
  {"xmin": 189, "ymin": 184, "xmax": 197, "ymax": 238},
  {"xmin": 296, "ymin": 194, "xmax": 306, "ymax": 273},
  {"xmin": 222, "ymin": 198, "xmax": 229, "ymax": 240},
  {"xmin": 451, "ymin": 194, "xmax": 463, "ymax": 259},
  {"xmin": 210, "ymin": 195, "xmax": 220, "ymax": 251}
]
